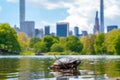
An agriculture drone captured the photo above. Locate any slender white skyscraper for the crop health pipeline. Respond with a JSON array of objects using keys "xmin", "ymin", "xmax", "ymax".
[
  {"xmin": 20, "ymin": 0, "xmax": 25, "ymax": 22},
  {"xmin": 20, "ymin": 0, "xmax": 25, "ymax": 31},
  {"xmin": 100, "ymin": 0, "xmax": 104, "ymax": 33}
]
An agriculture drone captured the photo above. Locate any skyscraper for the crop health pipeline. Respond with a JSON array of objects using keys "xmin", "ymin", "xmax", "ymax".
[
  {"xmin": 19, "ymin": 0, "xmax": 35, "ymax": 37},
  {"xmin": 100, "ymin": 0, "xmax": 104, "ymax": 33},
  {"xmin": 23, "ymin": 21, "xmax": 35, "ymax": 37},
  {"xmin": 107, "ymin": 25, "xmax": 118, "ymax": 32},
  {"xmin": 93, "ymin": 11, "xmax": 99, "ymax": 34},
  {"xmin": 39, "ymin": 28, "xmax": 44, "ymax": 38},
  {"xmin": 56, "ymin": 22, "xmax": 69, "ymax": 37},
  {"xmin": 82, "ymin": 31, "xmax": 88, "ymax": 36},
  {"xmin": 35, "ymin": 28, "xmax": 44, "ymax": 38},
  {"xmin": 74, "ymin": 26, "xmax": 79, "ymax": 36},
  {"xmin": 45, "ymin": 25, "xmax": 50, "ymax": 35},
  {"xmin": 20, "ymin": 0, "xmax": 25, "ymax": 30}
]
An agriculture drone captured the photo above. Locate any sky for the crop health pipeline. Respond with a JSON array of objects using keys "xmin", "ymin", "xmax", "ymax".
[{"xmin": 0, "ymin": 0, "xmax": 120, "ymax": 33}]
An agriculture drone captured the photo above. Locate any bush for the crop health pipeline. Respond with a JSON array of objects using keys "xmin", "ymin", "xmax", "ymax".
[{"xmin": 51, "ymin": 43, "xmax": 64, "ymax": 52}]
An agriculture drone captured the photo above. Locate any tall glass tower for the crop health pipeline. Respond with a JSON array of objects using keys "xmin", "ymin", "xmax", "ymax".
[
  {"xmin": 20, "ymin": 0, "xmax": 25, "ymax": 22},
  {"xmin": 20, "ymin": 0, "xmax": 25, "ymax": 30},
  {"xmin": 19, "ymin": 0, "xmax": 35, "ymax": 37},
  {"xmin": 56, "ymin": 22, "xmax": 69, "ymax": 37},
  {"xmin": 100, "ymin": 0, "xmax": 104, "ymax": 33},
  {"xmin": 94, "ymin": 11, "xmax": 99, "ymax": 34},
  {"xmin": 74, "ymin": 26, "xmax": 79, "ymax": 36},
  {"xmin": 45, "ymin": 25, "xmax": 50, "ymax": 35}
]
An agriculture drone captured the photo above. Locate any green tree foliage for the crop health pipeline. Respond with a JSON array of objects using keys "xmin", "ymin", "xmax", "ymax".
[
  {"xmin": 42, "ymin": 36, "xmax": 59, "ymax": 52},
  {"xmin": 34, "ymin": 42, "xmax": 48, "ymax": 53},
  {"xmin": 51, "ymin": 43, "xmax": 64, "ymax": 52},
  {"xmin": 66, "ymin": 36, "xmax": 83, "ymax": 53},
  {"xmin": 29, "ymin": 37, "xmax": 41, "ymax": 48},
  {"xmin": 94, "ymin": 33, "xmax": 106, "ymax": 54},
  {"xmin": 80, "ymin": 36, "xmax": 89, "ymax": 54},
  {"xmin": 81, "ymin": 34, "xmax": 96, "ymax": 54},
  {"xmin": 59, "ymin": 37, "xmax": 67, "ymax": 50},
  {"xmin": 113, "ymin": 34, "xmax": 120, "ymax": 55},
  {"xmin": 105, "ymin": 29, "xmax": 120, "ymax": 55},
  {"xmin": 0, "ymin": 23, "xmax": 21, "ymax": 54},
  {"xmin": 17, "ymin": 32, "xmax": 30, "ymax": 51}
]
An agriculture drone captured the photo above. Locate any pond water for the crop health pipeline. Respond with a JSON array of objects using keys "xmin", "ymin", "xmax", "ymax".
[{"xmin": 0, "ymin": 55, "xmax": 120, "ymax": 80}]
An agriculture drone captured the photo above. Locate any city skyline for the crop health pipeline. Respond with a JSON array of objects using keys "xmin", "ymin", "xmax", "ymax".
[{"xmin": 0, "ymin": 0, "xmax": 120, "ymax": 33}]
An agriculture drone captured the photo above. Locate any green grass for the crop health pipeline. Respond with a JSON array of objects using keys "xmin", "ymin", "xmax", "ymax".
[{"xmin": 21, "ymin": 51, "xmax": 35, "ymax": 55}]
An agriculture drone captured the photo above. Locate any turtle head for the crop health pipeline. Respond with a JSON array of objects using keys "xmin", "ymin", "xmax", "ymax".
[{"xmin": 76, "ymin": 60, "xmax": 81, "ymax": 65}]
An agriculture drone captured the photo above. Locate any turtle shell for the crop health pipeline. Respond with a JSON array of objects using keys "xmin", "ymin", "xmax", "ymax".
[
  {"xmin": 50, "ymin": 57, "xmax": 81, "ymax": 70},
  {"xmin": 53, "ymin": 57, "xmax": 80, "ymax": 65}
]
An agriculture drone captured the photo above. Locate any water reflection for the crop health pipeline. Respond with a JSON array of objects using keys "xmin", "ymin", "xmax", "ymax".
[
  {"xmin": 0, "ymin": 55, "xmax": 120, "ymax": 80},
  {"xmin": 51, "ymin": 69, "xmax": 80, "ymax": 77},
  {"xmin": 0, "ymin": 58, "xmax": 19, "ymax": 80}
]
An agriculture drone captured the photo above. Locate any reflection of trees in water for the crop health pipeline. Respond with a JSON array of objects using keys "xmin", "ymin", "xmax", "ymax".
[
  {"xmin": 105, "ymin": 59, "xmax": 120, "ymax": 77},
  {"xmin": 18, "ymin": 58, "xmax": 54, "ymax": 79},
  {"xmin": 78, "ymin": 59, "xmax": 120, "ymax": 78},
  {"xmin": 29, "ymin": 58, "xmax": 54, "ymax": 78},
  {"xmin": 79, "ymin": 59, "xmax": 95, "ymax": 70},
  {"xmin": 18, "ymin": 58, "xmax": 31, "ymax": 80},
  {"xmin": 95, "ymin": 58, "xmax": 106, "ymax": 75},
  {"xmin": 0, "ymin": 58, "xmax": 19, "ymax": 80}
]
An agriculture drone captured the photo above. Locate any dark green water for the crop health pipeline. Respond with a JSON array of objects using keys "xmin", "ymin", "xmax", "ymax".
[{"xmin": 0, "ymin": 55, "xmax": 120, "ymax": 80}]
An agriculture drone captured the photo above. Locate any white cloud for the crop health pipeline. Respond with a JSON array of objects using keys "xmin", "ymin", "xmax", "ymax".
[
  {"xmin": 61, "ymin": 0, "xmax": 100, "ymax": 33},
  {"xmin": 104, "ymin": 0, "xmax": 120, "ymax": 19},
  {"xmin": 105, "ymin": 5, "xmax": 120, "ymax": 19},
  {"xmin": 27, "ymin": 0, "xmax": 75, "ymax": 9},
  {"xmin": 6, "ymin": 0, "xmax": 18, "ymax": 3}
]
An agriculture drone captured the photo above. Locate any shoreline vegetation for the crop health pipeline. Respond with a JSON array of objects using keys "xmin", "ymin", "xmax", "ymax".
[{"xmin": 0, "ymin": 23, "xmax": 120, "ymax": 55}]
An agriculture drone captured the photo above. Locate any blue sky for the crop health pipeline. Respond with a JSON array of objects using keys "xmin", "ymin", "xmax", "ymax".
[{"xmin": 0, "ymin": 0, "xmax": 120, "ymax": 33}]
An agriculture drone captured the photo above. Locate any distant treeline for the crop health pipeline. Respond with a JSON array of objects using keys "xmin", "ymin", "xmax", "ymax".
[
  {"xmin": 0, "ymin": 23, "xmax": 120, "ymax": 55},
  {"xmin": 30, "ymin": 29, "xmax": 120, "ymax": 55}
]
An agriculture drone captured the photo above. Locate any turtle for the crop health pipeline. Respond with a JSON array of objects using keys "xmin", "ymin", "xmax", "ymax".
[{"xmin": 50, "ymin": 57, "xmax": 81, "ymax": 70}]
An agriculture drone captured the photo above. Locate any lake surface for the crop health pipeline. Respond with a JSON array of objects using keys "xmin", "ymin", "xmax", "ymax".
[{"xmin": 0, "ymin": 55, "xmax": 120, "ymax": 80}]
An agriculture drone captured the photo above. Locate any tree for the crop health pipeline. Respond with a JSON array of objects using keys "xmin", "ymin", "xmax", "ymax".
[
  {"xmin": 105, "ymin": 29, "xmax": 120, "ymax": 55},
  {"xmin": 59, "ymin": 37, "xmax": 67, "ymax": 50},
  {"xmin": 80, "ymin": 36, "xmax": 88, "ymax": 54},
  {"xmin": 42, "ymin": 36, "xmax": 59, "ymax": 52},
  {"xmin": 17, "ymin": 32, "xmax": 30, "ymax": 51},
  {"xmin": 34, "ymin": 42, "xmax": 48, "ymax": 53},
  {"xmin": 113, "ymin": 34, "xmax": 120, "ymax": 55},
  {"xmin": 80, "ymin": 34, "xmax": 96, "ymax": 54},
  {"xmin": 51, "ymin": 43, "xmax": 64, "ymax": 52},
  {"xmin": 66, "ymin": 36, "xmax": 83, "ymax": 53},
  {"xmin": 29, "ymin": 37, "xmax": 41, "ymax": 48},
  {"xmin": 0, "ymin": 23, "xmax": 21, "ymax": 54},
  {"xmin": 94, "ymin": 33, "xmax": 106, "ymax": 54}
]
